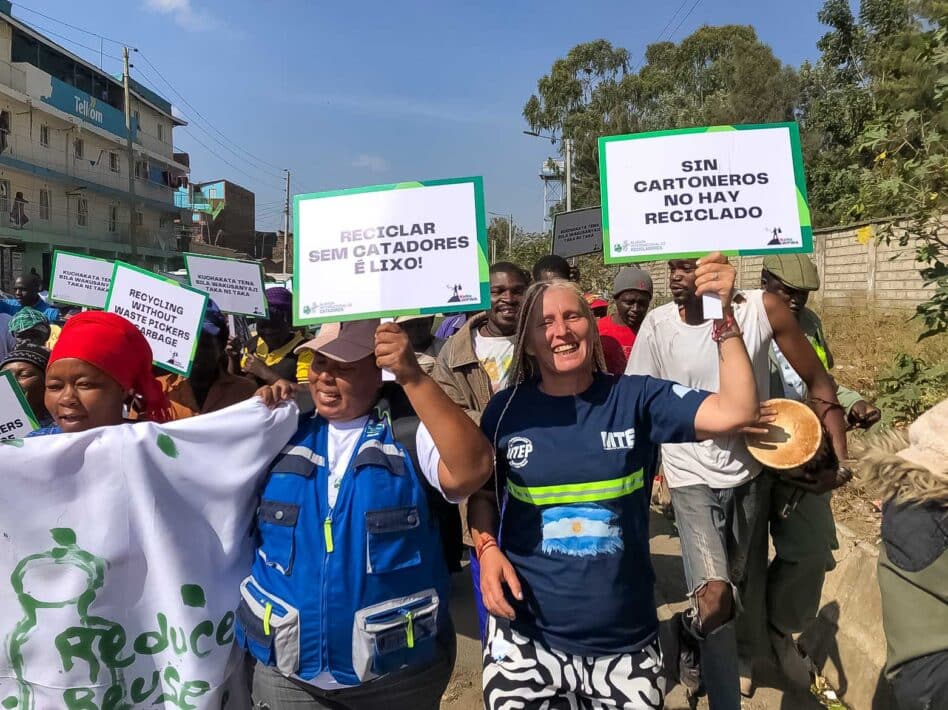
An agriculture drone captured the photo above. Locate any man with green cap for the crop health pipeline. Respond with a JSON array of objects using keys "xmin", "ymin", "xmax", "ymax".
[{"xmin": 737, "ymin": 253, "xmax": 881, "ymax": 695}]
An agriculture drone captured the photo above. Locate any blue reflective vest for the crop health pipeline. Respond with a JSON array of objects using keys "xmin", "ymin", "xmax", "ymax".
[{"xmin": 235, "ymin": 404, "xmax": 451, "ymax": 686}]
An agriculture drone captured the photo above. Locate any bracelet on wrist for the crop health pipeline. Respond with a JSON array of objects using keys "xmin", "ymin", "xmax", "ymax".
[
  {"xmin": 475, "ymin": 532, "xmax": 499, "ymax": 560},
  {"xmin": 711, "ymin": 314, "xmax": 741, "ymax": 343}
]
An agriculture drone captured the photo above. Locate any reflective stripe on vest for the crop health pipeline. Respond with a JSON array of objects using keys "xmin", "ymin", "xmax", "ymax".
[
  {"xmin": 806, "ymin": 335, "xmax": 829, "ymax": 369},
  {"xmin": 506, "ymin": 469, "xmax": 644, "ymax": 506}
]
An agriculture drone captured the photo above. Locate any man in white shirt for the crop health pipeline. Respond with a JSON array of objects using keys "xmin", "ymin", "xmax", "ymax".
[{"xmin": 626, "ymin": 257, "xmax": 849, "ymax": 707}]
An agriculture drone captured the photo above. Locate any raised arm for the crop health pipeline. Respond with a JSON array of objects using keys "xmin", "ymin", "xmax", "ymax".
[
  {"xmin": 375, "ymin": 323, "xmax": 493, "ymax": 499},
  {"xmin": 691, "ymin": 253, "xmax": 761, "ymax": 438}
]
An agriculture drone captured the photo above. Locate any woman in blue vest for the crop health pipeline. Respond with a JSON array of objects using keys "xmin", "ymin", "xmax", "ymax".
[
  {"xmin": 470, "ymin": 254, "xmax": 763, "ymax": 708},
  {"xmin": 239, "ymin": 319, "xmax": 493, "ymax": 709}
]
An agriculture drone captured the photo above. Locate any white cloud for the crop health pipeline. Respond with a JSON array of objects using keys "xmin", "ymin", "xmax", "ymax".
[
  {"xmin": 144, "ymin": 0, "xmax": 219, "ymax": 32},
  {"xmin": 351, "ymin": 154, "xmax": 389, "ymax": 172}
]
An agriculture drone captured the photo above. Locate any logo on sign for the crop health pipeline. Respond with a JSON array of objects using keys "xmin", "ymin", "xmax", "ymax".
[{"xmin": 75, "ymin": 96, "xmax": 104, "ymax": 124}]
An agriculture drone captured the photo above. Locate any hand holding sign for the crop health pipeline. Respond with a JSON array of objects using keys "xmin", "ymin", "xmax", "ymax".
[{"xmin": 694, "ymin": 253, "xmax": 735, "ymax": 319}]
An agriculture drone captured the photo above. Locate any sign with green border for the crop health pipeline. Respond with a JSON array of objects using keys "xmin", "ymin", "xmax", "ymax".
[
  {"xmin": 293, "ymin": 176, "xmax": 489, "ymax": 326},
  {"xmin": 103, "ymin": 261, "xmax": 208, "ymax": 377},
  {"xmin": 599, "ymin": 122, "xmax": 812, "ymax": 264},
  {"xmin": 183, "ymin": 253, "xmax": 269, "ymax": 318},
  {"xmin": 49, "ymin": 250, "xmax": 114, "ymax": 309},
  {"xmin": 0, "ymin": 370, "xmax": 38, "ymax": 439}
]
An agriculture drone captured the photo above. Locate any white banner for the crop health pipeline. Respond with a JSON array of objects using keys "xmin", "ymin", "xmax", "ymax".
[
  {"xmin": 184, "ymin": 254, "xmax": 268, "ymax": 318},
  {"xmin": 0, "ymin": 399, "xmax": 298, "ymax": 710},
  {"xmin": 49, "ymin": 251, "xmax": 113, "ymax": 309},
  {"xmin": 105, "ymin": 263, "xmax": 208, "ymax": 377},
  {"xmin": 599, "ymin": 123, "xmax": 812, "ymax": 263},
  {"xmin": 0, "ymin": 371, "xmax": 37, "ymax": 440},
  {"xmin": 294, "ymin": 177, "xmax": 489, "ymax": 326},
  {"xmin": 552, "ymin": 207, "xmax": 602, "ymax": 258}
]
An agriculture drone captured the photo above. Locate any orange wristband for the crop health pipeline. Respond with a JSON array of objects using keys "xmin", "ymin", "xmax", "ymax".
[{"xmin": 475, "ymin": 532, "xmax": 498, "ymax": 560}]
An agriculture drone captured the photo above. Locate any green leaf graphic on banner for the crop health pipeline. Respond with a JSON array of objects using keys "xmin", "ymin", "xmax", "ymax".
[{"xmin": 156, "ymin": 434, "xmax": 178, "ymax": 458}]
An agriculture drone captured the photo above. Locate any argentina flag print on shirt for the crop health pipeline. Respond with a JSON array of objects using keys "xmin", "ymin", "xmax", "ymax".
[{"xmin": 540, "ymin": 505, "xmax": 622, "ymax": 557}]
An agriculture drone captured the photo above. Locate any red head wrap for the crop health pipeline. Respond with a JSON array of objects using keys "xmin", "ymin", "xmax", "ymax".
[{"xmin": 48, "ymin": 311, "xmax": 173, "ymax": 423}]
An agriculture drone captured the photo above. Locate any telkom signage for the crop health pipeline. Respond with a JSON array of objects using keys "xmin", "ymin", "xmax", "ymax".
[{"xmin": 41, "ymin": 75, "xmax": 137, "ymax": 140}]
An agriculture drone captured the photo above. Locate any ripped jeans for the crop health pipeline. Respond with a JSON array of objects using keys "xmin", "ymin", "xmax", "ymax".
[{"xmin": 670, "ymin": 474, "xmax": 770, "ymax": 710}]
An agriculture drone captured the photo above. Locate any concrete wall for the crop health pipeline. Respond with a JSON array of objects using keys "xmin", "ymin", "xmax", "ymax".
[{"xmin": 634, "ymin": 218, "xmax": 941, "ymax": 312}]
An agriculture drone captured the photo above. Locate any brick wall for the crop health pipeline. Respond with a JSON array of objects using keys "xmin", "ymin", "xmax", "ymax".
[{"xmin": 636, "ymin": 217, "xmax": 941, "ymax": 312}]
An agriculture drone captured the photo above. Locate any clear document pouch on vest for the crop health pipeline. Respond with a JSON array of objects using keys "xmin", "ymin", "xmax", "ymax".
[
  {"xmin": 352, "ymin": 589, "xmax": 440, "ymax": 682},
  {"xmin": 236, "ymin": 575, "xmax": 302, "ymax": 675}
]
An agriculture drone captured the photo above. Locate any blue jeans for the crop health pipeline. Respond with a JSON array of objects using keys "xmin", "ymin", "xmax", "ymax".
[{"xmin": 670, "ymin": 474, "xmax": 770, "ymax": 710}]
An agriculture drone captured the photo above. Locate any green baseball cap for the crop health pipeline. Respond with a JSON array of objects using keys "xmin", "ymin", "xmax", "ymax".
[{"xmin": 762, "ymin": 254, "xmax": 820, "ymax": 291}]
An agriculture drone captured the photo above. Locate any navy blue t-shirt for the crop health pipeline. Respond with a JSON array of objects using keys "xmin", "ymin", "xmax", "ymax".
[{"xmin": 480, "ymin": 372, "xmax": 710, "ymax": 656}]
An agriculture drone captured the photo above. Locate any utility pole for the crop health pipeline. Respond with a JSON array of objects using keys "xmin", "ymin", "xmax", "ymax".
[
  {"xmin": 507, "ymin": 212, "xmax": 513, "ymax": 252},
  {"xmin": 564, "ymin": 137, "xmax": 573, "ymax": 212},
  {"xmin": 123, "ymin": 47, "xmax": 138, "ymax": 261},
  {"xmin": 282, "ymin": 169, "xmax": 291, "ymax": 273}
]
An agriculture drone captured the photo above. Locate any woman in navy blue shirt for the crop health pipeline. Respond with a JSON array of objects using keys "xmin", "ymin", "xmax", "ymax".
[{"xmin": 471, "ymin": 253, "xmax": 761, "ymax": 709}]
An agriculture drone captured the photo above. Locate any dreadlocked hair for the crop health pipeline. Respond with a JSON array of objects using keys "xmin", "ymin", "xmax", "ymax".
[
  {"xmin": 853, "ymin": 429, "xmax": 948, "ymax": 507},
  {"xmin": 507, "ymin": 279, "xmax": 608, "ymax": 386}
]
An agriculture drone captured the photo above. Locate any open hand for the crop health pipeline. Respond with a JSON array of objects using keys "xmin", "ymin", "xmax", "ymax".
[
  {"xmin": 480, "ymin": 546, "xmax": 523, "ymax": 620},
  {"xmin": 741, "ymin": 403, "xmax": 779, "ymax": 435}
]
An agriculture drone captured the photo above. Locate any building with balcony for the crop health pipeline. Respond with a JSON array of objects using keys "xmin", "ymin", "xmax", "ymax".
[
  {"xmin": 183, "ymin": 179, "xmax": 256, "ymax": 256},
  {"xmin": 0, "ymin": 1, "xmax": 188, "ymax": 291}
]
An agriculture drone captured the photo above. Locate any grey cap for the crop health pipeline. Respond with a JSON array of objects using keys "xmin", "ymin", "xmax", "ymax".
[{"xmin": 613, "ymin": 267, "xmax": 653, "ymax": 297}]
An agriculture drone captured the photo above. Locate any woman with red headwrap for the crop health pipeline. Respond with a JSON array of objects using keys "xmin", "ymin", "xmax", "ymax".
[{"xmin": 30, "ymin": 311, "xmax": 173, "ymax": 436}]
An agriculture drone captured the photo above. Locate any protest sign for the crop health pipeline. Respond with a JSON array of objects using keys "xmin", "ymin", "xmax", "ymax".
[
  {"xmin": 0, "ymin": 399, "xmax": 298, "ymax": 709},
  {"xmin": 553, "ymin": 206, "xmax": 603, "ymax": 258},
  {"xmin": 183, "ymin": 253, "xmax": 268, "ymax": 317},
  {"xmin": 48, "ymin": 250, "xmax": 113, "ymax": 309},
  {"xmin": 599, "ymin": 122, "xmax": 812, "ymax": 264},
  {"xmin": 293, "ymin": 176, "xmax": 489, "ymax": 325},
  {"xmin": 0, "ymin": 370, "xmax": 38, "ymax": 440},
  {"xmin": 104, "ymin": 262, "xmax": 208, "ymax": 377}
]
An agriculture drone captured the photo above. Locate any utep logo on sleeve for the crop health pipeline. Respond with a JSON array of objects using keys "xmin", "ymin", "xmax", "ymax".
[{"xmin": 506, "ymin": 437, "xmax": 533, "ymax": 469}]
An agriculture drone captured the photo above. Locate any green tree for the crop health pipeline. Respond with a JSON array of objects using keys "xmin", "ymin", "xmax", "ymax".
[{"xmin": 523, "ymin": 28, "xmax": 798, "ymax": 212}]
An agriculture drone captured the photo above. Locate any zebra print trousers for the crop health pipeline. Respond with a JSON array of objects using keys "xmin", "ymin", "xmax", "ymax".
[{"xmin": 482, "ymin": 617, "xmax": 666, "ymax": 709}]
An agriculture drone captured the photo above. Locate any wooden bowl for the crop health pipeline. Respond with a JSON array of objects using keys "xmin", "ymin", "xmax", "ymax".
[{"xmin": 745, "ymin": 398, "xmax": 822, "ymax": 470}]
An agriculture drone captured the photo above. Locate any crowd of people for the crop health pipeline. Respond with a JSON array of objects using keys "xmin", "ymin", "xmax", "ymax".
[{"xmin": 2, "ymin": 249, "xmax": 944, "ymax": 710}]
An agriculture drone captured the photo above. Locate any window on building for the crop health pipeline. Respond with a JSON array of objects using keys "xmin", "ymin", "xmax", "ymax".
[
  {"xmin": 135, "ymin": 211, "xmax": 144, "ymax": 227},
  {"xmin": 109, "ymin": 152, "xmax": 119, "ymax": 173},
  {"xmin": 133, "ymin": 109, "xmax": 140, "ymax": 125},
  {"xmin": 157, "ymin": 122, "xmax": 163, "ymax": 142},
  {"xmin": 40, "ymin": 124, "xmax": 50, "ymax": 148},
  {"xmin": 135, "ymin": 159, "xmax": 148, "ymax": 179},
  {"xmin": 77, "ymin": 198, "xmax": 88, "ymax": 227},
  {"xmin": 0, "ymin": 180, "xmax": 9, "ymax": 214},
  {"xmin": 159, "ymin": 215, "xmax": 171, "ymax": 229},
  {"xmin": 108, "ymin": 205, "xmax": 117, "ymax": 232},
  {"xmin": 39, "ymin": 189, "xmax": 50, "ymax": 220},
  {"xmin": 74, "ymin": 137, "xmax": 84, "ymax": 159}
]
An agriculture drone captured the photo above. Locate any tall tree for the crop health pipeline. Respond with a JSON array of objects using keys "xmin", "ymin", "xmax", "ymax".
[{"xmin": 523, "ymin": 28, "xmax": 798, "ymax": 212}]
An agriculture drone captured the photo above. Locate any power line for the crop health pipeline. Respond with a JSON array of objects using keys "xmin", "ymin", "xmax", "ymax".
[
  {"xmin": 632, "ymin": 0, "xmax": 700, "ymax": 72},
  {"xmin": 135, "ymin": 51, "xmax": 286, "ymax": 174},
  {"xmin": 178, "ymin": 128, "xmax": 283, "ymax": 195},
  {"xmin": 667, "ymin": 0, "xmax": 704, "ymax": 41},
  {"xmin": 12, "ymin": 3, "xmax": 132, "ymax": 45},
  {"xmin": 12, "ymin": 5, "xmax": 287, "ymax": 182}
]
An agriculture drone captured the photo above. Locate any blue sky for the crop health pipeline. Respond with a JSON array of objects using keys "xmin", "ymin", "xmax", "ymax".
[{"xmin": 17, "ymin": 0, "xmax": 835, "ymax": 233}]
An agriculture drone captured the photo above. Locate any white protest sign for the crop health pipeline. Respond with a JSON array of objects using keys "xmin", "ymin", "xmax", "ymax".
[
  {"xmin": 0, "ymin": 399, "xmax": 298, "ymax": 709},
  {"xmin": 0, "ymin": 370, "xmax": 38, "ymax": 440},
  {"xmin": 49, "ymin": 250, "xmax": 113, "ymax": 309},
  {"xmin": 184, "ymin": 253, "xmax": 269, "ymax": 317},
  {"xmin": 599, "ymin": 122, "xmax": 813, "ymax": 264},
  {"xmin": 552, "ymin": 206, "xmax": 603, "ymax": 258},
  {"xmin": 104, "ymin": 262, "xmax": 208, "ymax": 377},
  {"xmin": 294, "ymin": 177, "xmax": 489, "ymax": 325}
]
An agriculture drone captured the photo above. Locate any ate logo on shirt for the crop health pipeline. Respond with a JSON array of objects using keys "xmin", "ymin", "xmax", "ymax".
[
  {"xmin": 600, "ymin": 427, "xmax": 635, "ymax": 451},
  {"xmin": 507, "ymin": 436, "xmax": 533, "ymax": 469}
]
